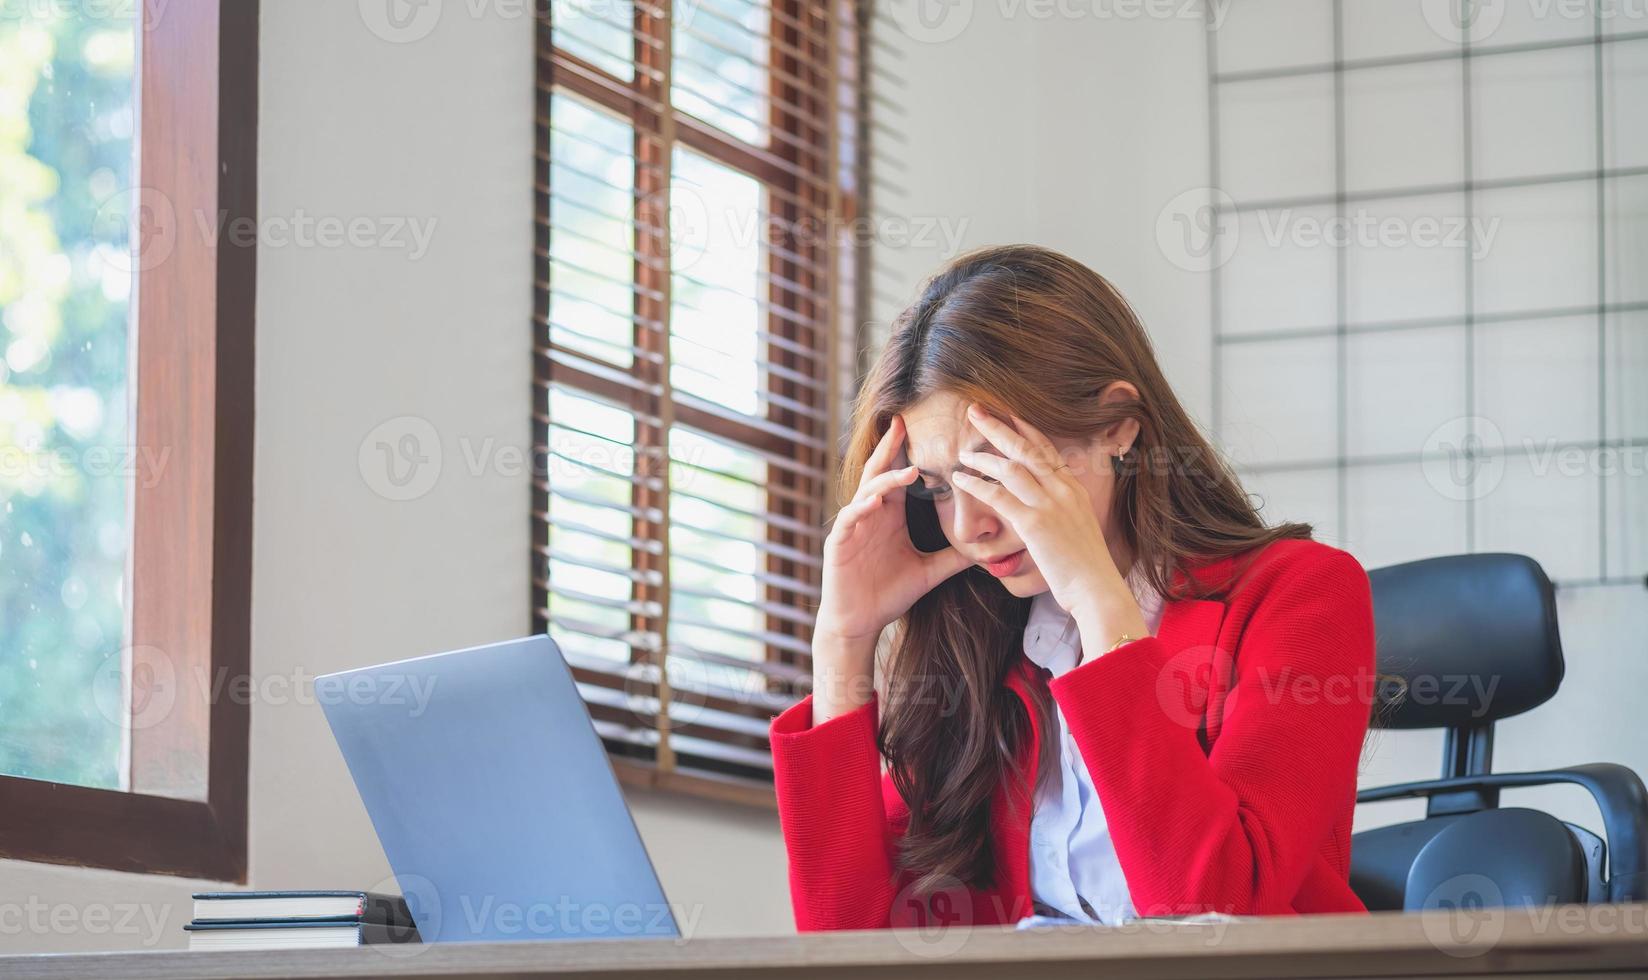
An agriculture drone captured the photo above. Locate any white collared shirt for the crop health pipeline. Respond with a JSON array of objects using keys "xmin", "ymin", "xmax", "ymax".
[{"xmin": 1023, "ymin": 565, "xmax": 1166, "ymax": 924}]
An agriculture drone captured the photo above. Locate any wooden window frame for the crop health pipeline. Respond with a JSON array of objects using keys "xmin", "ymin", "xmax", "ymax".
[
  {"xmin": 0, "ymin": 0, "xmax": 257, "ymax": 881},
  {"xmin": 534, "ymin": 0, "xmax": 868, "ymax": 806}
]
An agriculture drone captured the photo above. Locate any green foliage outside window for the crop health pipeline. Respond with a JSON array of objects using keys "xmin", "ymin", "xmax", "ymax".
[{"xmin": 0, "ymin": 8, "xmax": 137, "ymax": 789}]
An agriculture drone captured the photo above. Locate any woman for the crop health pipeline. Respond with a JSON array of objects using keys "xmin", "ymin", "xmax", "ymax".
[{"xmin": 770, "ymin": 245, "xmax": 1378, "ymax": 931}]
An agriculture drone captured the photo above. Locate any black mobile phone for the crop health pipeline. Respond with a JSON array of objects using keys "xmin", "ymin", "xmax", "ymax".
[
  {"xmin": 899, "ymin": 453, "xmax": 950, "ymax": 555},
  {"xmin": 905, "ymin": 490, "xmax": 950, "ymax": 554}
]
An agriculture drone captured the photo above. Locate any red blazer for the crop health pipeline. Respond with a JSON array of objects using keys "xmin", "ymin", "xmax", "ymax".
[{"xmin": 770, "ymin": 538, "xmax": 1377, "ymax": 931}]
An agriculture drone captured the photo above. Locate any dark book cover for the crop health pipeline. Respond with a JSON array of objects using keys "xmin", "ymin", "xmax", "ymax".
[{"xmin": 190, "ymin": 891, "xmax": 415, "ymax": 930}]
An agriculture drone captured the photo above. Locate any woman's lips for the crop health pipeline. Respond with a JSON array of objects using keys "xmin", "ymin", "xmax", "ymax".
[{"xmin": 983, "ymin": 550, "xmax": 1026, "ymax": 578}]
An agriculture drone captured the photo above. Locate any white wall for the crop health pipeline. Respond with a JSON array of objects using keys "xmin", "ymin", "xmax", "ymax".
[{"xmin": 867, "ymin": 3, "xmax": 1215, "ymax": 419}]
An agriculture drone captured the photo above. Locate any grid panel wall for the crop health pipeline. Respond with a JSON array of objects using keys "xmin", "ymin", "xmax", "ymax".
[{"xmin": 1207, "ymin": 0, "xmax": 1647, "ymax": 589}]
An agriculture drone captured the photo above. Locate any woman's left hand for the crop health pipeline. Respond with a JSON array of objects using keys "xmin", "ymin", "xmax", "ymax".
[{"xmin": 952, "ymin": 404, "xmax": 1151, "ymax": 653}]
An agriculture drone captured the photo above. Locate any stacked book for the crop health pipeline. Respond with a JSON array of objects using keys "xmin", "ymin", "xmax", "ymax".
[{"xmin": 184, "ymin": 891, "xmax": 421, "ymax": 951}]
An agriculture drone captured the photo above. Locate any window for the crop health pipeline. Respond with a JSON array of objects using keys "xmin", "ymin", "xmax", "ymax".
[
  {"xmin": 534, "ymin": 0, "xmax": 868, "ymax": 803},
  {"xmin": 0, "ymin": 0, "xmax": 256, "ymax": 879}
]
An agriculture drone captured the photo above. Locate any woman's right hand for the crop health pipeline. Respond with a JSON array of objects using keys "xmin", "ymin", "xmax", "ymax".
[{"xmin": 810, "ymin": 415, "xmax": 973, "ymax": 724}]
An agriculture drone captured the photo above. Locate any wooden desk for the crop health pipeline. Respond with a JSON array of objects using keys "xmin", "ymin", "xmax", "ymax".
[{"xmin": 5, "ymin": 904, "xmax": 1647, "ymax": 979}]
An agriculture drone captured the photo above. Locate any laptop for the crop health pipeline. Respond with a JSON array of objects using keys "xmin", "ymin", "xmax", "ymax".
[{"xmin": 317, "ymin": 635, "xmax": 679, "ymax": 944}]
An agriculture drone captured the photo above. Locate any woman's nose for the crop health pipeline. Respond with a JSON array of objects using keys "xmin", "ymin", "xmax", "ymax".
[{"xmin": 949, "ymin": 487, "xmax": 1000, "ymax": 545}]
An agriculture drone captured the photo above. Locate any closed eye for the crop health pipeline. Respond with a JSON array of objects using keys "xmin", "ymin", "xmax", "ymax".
[{"xmin": 909, "ymin": 461, "xmax": 998, "ymax": 500}]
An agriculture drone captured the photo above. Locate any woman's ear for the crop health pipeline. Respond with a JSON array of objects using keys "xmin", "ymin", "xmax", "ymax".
[{"xmin": 1095, "ymin": 381, "xmax": 1142, "ymax": 454}]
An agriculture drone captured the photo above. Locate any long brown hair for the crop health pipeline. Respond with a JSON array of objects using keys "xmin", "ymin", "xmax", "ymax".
[{"xmin": 843, "ymin": 245, "xmax": 1311, "ymax": 896}]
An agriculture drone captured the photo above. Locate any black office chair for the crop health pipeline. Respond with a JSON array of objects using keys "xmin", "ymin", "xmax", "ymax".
[{"xmin": 1350, "ymin": 553, "xmax": 1648, "ymax": 911}]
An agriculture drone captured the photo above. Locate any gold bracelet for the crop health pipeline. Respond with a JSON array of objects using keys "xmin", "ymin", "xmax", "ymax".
[{"xmin": 1107, "ymin": 632, "xmax": 1141, "ymax": 653}]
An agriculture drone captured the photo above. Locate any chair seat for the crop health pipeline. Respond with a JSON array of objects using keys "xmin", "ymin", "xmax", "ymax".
[
  {"xmin": 1351, "ymin": 814, "xmax": 1471, "ymax": 911},
  {"xmin": 1403, "ymin": 808, "xmax": 1590, "ymax": 911}
]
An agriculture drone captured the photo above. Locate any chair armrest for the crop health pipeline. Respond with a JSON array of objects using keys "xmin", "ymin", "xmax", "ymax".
[{"xmin": 1357, "ymin": 763, "xmax": 1648, "ymax": 903}]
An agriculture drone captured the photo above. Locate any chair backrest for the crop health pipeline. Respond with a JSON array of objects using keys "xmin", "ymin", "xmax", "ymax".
[
  {"xmin": 1368, "ymin": 553, "xmax": 1564, "ymax": 736},
  {"xmin": 1404, "ymin": 808, "xmax": 1590, "ymax": 911}
]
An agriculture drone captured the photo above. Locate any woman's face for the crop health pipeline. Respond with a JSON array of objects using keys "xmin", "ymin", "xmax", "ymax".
[{"xmin": 900, "ymin": 390, "xmax": 1129, "ymax": 598}]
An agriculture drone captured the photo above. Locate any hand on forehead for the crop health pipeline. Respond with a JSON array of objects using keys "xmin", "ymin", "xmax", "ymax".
[
  {"xmin": 898, "ymin": 394, "xmax": 997, "ymax": 476},
  {"xmin": 901, "ymin": 393, "xmax": 1111, "ymax": 482}
]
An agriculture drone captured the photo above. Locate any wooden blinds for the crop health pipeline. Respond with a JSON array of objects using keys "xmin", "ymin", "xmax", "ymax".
[{"xmin": 533, "ymin": 0, "xmax": 869, "ymax": 803}]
